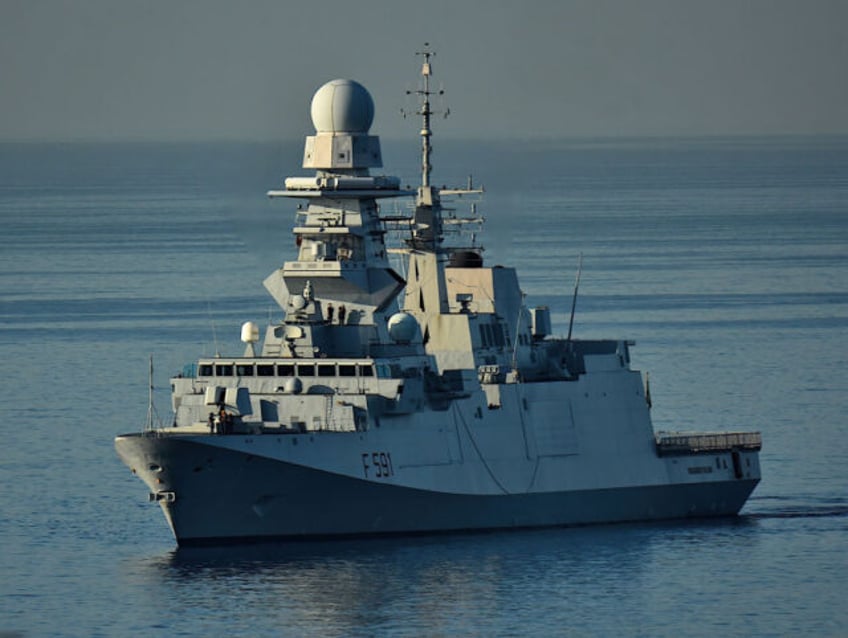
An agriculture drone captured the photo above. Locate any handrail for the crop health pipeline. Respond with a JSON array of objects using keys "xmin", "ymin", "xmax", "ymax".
[{"xmin": 655, "ymin": 431, "xmax": 762, "ymax": 456}]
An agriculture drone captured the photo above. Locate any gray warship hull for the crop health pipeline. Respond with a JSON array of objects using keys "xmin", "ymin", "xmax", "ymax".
[{"xmin": 116, "ymin": 373, "xmax": 761, "ymax": 544}]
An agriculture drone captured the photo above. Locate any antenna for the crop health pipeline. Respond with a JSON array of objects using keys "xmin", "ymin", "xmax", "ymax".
[
  {"xmin": 404, "ymin": 43, "xmax": 448, "ymax": 189},
  {"xmin": 144, "ymin": 354, "xmax": 162, "ymax": 432},
  {"xmin": 207, "ymin": 300, "xmax": 221, "ymax": 357},
  {"xmin": 511, "ymin": 293, "xmax": 527, "ymax": 376},
  {"xmin": 566, "ymin": 253, "xmax": 583, "ymax": 343},
  {"xmin": 645, "ymin": 372, "xmax": 652, "ymax": 409}
]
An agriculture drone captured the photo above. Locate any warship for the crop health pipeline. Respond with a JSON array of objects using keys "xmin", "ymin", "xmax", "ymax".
[{"xmin": 116, "ymin": 49, "xmax": 762, "ymax": 546}]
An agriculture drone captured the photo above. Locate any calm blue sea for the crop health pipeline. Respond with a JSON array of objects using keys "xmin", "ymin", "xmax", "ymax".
[{"xmin": 1, "ymin": 137, "xmax": 847, "ymax": 637}]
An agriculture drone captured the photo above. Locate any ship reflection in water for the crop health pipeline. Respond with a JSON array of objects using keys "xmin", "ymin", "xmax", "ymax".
[{"xmin": 130, "ymin": 518, "xmax": 766, "ymax": 635}]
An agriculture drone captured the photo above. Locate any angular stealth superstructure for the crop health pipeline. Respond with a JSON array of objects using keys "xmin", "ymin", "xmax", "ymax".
[{"xmin": 115, "ymin": 51, "xmax": 761, "ymax": 546}]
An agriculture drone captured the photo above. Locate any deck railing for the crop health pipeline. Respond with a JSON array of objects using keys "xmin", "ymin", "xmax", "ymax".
[{"xmin": 655, "ymin": 431, "xmax": 762, "ymax": 456}]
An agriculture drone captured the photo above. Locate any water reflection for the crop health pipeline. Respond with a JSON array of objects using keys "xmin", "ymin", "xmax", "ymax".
[{"xmin": 127, "ymin": 522, "xmax": 760, "ymax": 636}]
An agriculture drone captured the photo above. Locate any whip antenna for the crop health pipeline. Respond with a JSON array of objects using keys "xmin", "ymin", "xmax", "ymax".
[
  {"xmin": 144, "ymin": 354, "xmax": 162, "ymax": 432},
  {"xmin": 566, "ymin": 253, "xmax": 583, "ymax": 342}
]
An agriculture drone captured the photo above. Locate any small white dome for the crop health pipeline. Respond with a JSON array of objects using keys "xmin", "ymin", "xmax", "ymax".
[
  {"xmin": 284, "ymin": 377, "xmax": 303, "ymax": 395},
  {"xmin": 388, "ymin": 312, "xmax": 417, "ymax": 343},
  {"xmin": 310, "ymin": 79, "xmax": 374, "ymax": 133},
  {"xmin": 240, "ymin": 321, "xmax": 259, "ymax": 344}
]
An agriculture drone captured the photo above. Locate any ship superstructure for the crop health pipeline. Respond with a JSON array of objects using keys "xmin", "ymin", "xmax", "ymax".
[{"xmin": 115, "ymin": 50, "xmax": 761, "ymax": 545}]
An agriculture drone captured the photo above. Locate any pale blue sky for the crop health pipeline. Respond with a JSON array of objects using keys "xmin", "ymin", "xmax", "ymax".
[{"xmin": 1, "ymin": 0, "xmax": 846, "ymax": 141}]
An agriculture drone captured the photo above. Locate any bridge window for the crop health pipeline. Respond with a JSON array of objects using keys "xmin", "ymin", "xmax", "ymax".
[
  {"xmin": 298, "ymin": 364, "xmax": 315, "ymax": 377},
  {"xmin": 199, "ymin": 364, "xmax": 213, "ymax": 376},
  {"xmin": 236, "ymin": 364, "xmax": 254, "ymax": 376},
  {"xmin": 318, "ymin": 364, "xmax": 335, "ymax": 377},
  {"xmin": 257, "ymin": 364, "xmax": 274, "ymax": 376},
  {"xmin": 339, "ymin": 364, "xmax": 356, "ymax": 377},
  {"xmin": 359, "ymin": 365, "xmax": 374, "ymax": 377},
  {"xmin": 215, "ymin": 364, "xmax": 233, "ymax": 376}
]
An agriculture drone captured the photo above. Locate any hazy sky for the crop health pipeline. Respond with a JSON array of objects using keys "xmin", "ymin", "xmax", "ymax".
[{"xmin": 1, "ymin": 0, "xmax": 846, "ymax": 141}]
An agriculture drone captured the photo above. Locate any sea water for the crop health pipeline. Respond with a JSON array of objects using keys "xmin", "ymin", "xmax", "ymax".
[{"xmin": 1, "ymin": 137, "xmax": 846, "ymax": 636}]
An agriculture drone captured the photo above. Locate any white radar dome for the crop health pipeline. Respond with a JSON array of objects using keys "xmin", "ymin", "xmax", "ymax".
[
  {"xmin": 387, "ymin": 312, "xmax": 417, "ymax": 343},
  {"xmin": 241, "ymin": 321, "xmax": 259, "ymax": 344},
  {"xmin": 284, "ymin": 377, "xmax": 303, "ymax": 395},
  {"xmin": 311, "ymin": 79, "xmax": 375, "ymax": 133}
]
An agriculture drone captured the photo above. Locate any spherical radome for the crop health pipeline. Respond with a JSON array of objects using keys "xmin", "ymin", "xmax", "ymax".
[
  {"xmin": 310, "ymin": 79, "xmax": 375, "ymax": 133},
  {"xmin": 388, "ymin": 312, "xmax": 417, "ymax": 343}
]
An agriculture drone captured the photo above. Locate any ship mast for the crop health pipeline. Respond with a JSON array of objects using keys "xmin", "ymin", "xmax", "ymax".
[
  {"xmin": 407, "ymin": 43, "xmax": 446, "ymax": 190},
  {"xmin": 401, "ymin": 45, "xmax": 484, "ymax": 257},
  {"xmin": 403, "ymin": 43, "xmax": 449, "ymax": 252}
]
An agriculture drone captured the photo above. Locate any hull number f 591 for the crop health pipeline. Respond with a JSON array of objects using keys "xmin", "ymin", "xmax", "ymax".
[{"xmin": 362, "ymin": 452, "xmax": 394, "ymax": 478}]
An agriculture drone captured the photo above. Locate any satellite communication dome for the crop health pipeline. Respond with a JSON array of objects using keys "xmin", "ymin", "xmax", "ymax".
[
  {"xmin": 240, "ymin": 321, "xmax": 259, "ymax": 344},
  {"xmin": 310, "ymin": 79, "xmax": 375, "ymax": 133},
  {"xmin": 387, "ymin": 312, "xmax": 417, "ymax": 343},
  {"xmin": 284, "ymin": 377, "xmax": 303, "ymax": 395}
]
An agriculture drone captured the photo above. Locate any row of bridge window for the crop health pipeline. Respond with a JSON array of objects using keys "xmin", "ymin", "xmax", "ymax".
[{"xmin": 199, "ymin": 363, "xmax": 375, "ymax": 378}]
